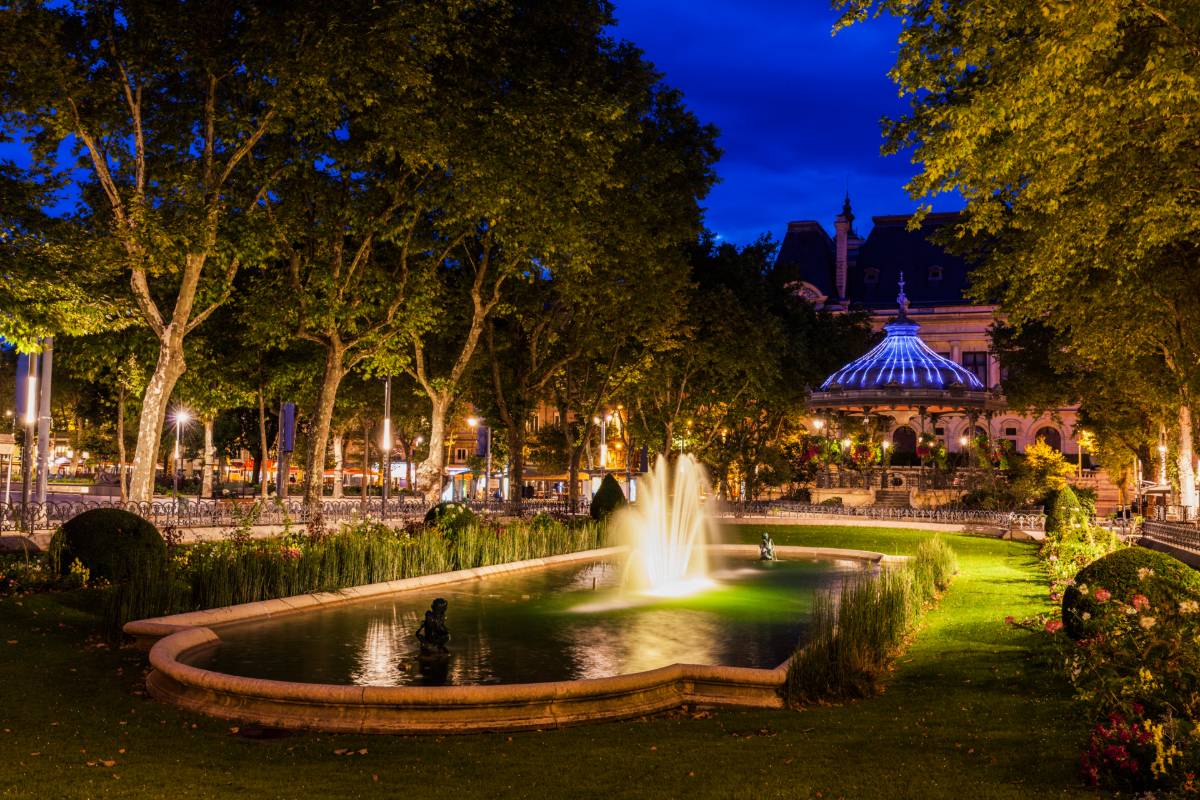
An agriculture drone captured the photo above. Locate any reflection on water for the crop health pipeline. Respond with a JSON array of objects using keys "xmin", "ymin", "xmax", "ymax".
[{"xmin": 189, "ymin": 558, "xmax": 867, "ymax": 687}]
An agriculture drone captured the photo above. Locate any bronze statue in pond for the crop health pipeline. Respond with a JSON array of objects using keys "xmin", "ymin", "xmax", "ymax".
[{"xmin": 415, "ymin": 597, "xmax": 450, "ymax": 655}]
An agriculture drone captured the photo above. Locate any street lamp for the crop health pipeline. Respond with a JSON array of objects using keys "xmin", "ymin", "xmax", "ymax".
[
  {"xmin": 3, "ymin": 410, "xmax": 13, "ymax": 516},
  {"xmin": 172, "ymin": 408, "xmax": 191, "ymax": 512},
  {"xmin": 381, "ymin": 375, "xmax": 392, "ymax": 520},
  {"xmin": 812, "ymin": 418, "xmax": 825, "ymax": 432},
  {"xmin": 466, "ymin": 416, "xmax": 492, "ymax": 501}
]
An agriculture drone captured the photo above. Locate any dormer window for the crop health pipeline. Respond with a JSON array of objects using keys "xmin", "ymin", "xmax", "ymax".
[
  {"xmin": 863, "ymin": 268, "xmax": 880, "ymax": 285},
  {"xmin": 928, "ymin": 264, "xmax": 943, "ymax": 282}
]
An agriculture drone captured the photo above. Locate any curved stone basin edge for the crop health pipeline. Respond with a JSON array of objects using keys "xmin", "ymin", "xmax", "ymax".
[{"xmin": 128, "ymin": 544, "xmax": 909, "ymax": 734}]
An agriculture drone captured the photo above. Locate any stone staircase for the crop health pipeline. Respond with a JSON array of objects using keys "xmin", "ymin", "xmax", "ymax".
[{"xmin": 873, "ymin": 489, "xmax": 912, "ymax": 509}]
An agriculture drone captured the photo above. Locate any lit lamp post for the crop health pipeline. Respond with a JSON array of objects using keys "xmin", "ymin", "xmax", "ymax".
[
  {"xmin": 959, "ymin": 434, "xmax": 970, "ymax": 468},
  {"xmin": 381, "ymin": 375, "xmax": 392, "ymax": 520},
  {"xmin": 173, "ymin": 408, "xmax": 191, "ymax": 513},
  {"xmin": 3, "ymin": 409, "xmax": 13, "ymax": 521}
]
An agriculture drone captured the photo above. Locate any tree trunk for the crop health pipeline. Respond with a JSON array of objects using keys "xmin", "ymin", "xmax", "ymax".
[
  {"xmin": 332, "ymin": 433, "xmax": 344, "ymax": 499},
  {"xmin": 301, "ymin": 345, "xmax": 346, "ymax": 536},
  {"xmin": 116, "ymin": 386, "xmax": 127, "ymax": 503},
  {"xmin": 507, "ymin": 426, "xmax": 526, "ymax": 506},
  {"xmin": 416, "ymin": 395, "xmax": 451, "ymax": 504},
  {"xmin": 127, "ymin": 331, "xmax": 187, "ymax": 502},
  {"xmin": 258, "ymin": 388, "xmax": 269, "ymax": 499},
  {"xmin": 567, "ymin": 445, "xmax": 583, "ymax": 510},
  {"xmin": 1178, "ymin": 403, "xmax": 1196, "ymax": 513},
  {"xmin": 201, "ymin": 417, "xmax": 215, "ymax": 499}
]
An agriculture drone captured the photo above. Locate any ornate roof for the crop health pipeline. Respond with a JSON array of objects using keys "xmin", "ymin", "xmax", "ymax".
[{"xmin": 809, "ymin": 276, "xmax": 1000, "ymax": 413}]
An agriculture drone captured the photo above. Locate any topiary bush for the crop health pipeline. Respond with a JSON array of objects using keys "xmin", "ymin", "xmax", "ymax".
[
  {"xmin": 52, "ymin": 508, "xmax": 166, "ymax": 583},
  {"xmin": 589, "ymin": 474, "xmax": 626, "ymax": 520},
  {"xmin": 1062, "ymin": 547, "xmax": 1200, "ymax": 639},
  {"xmin": 423, "ymin": 501, "xmax": 475, "ymax": 531}
]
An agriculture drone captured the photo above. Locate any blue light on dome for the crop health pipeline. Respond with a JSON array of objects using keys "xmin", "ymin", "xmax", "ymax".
[{"xmin": 818, "ymin": 274, "xmax": 986, "ymax": 393}]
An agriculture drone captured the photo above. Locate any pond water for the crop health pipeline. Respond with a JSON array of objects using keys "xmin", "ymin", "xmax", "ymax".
[{"xmin": 187, "ymin": 556, "xmax": 869, "ymax": 687}]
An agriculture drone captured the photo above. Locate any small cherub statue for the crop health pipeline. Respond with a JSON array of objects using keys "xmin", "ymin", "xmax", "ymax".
[
  {"xmin": 415, "ymin": 597, "xmax": 450, "ymax": 655},
  {"xmin": 759, "ymin": 532, "xmax": 776, "ymax": 561}
]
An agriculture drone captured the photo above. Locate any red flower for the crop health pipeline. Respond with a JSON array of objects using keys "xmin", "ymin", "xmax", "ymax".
[
  {"xmin": 1004, "ymin": 615, "xmax": 1015, "ymax": 625},
  {"xmin": 1044, "ymin": 619, "xmax": 1064, "ymax": 634},
  {"xmin": 1131, "ymin": 594, "xmax": 1150, "ymax": 611},
  {"xmin": 1093, "ymin": 587, "xmax": 1111, "ymax": 603}
]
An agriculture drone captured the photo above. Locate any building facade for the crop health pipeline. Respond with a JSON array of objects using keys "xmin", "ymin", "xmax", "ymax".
[{"xmin": 774, "ymin": 198, "xmax": 1085, "ymax": 462}]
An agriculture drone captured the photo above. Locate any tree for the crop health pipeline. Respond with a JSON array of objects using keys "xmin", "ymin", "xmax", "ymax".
[
  {"xmin": 0, "ymin": 1, "xmax": 399, "ymax": 501},
  {"xmin": 397, "ymin": 1, "xmax": 690, "ymax": 503},
  {"xmin": 840, "ymin": 0, "xmax": 1200, "ymax": 511}
]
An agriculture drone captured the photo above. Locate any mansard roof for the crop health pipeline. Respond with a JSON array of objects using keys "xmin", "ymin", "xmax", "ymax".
[
  {"xmin": 773, "ymin": 220, "xmax": 836, "ymax": 298},
  {"xmin": 772, "ymin": 209, "xmax": 974, "ymax": 311},
  {"xmin": 848, "ymin": 213, "xmax": 972, "ymax": 310}
]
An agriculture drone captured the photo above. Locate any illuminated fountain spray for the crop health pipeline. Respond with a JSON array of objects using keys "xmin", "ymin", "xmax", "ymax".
[{"xmin": 616, "ymin": 454, "xmax": 714, "ymax": 597}]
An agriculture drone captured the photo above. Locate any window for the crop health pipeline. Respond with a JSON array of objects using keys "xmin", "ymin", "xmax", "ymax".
[
  {"xmin": 525, "ymin": 415, "xmax": 539, "ymax": 433},
  {"xmin": 934, "ymin": 427, "xmax": 945, "ymax": 436},
  {"xmin": 1004, "ymin": 427, "xmax": 1018, "ymax": 437},
  {"xmin": 961, "ymin": 351, "xmax": 989, "ymax": 384},
  {"xmin": 928, "ymin": 264, "xmax": 943, "ymax": 281},
  {"xmin": 863, "ymin": 268, "xmax": 879, "ymax": 285},
  {"xmin": 454, "ymin": 448, "xmax": 467, "ymax": 463}
]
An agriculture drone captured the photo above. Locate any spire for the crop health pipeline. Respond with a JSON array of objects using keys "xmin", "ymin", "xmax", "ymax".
[
  {"xmin": 841, "ymin": 191, "xmax": 854, "ymax": 223},
  {"xmin": 896, "ymin": 272, "xmax": 910, "ymax": 320}
]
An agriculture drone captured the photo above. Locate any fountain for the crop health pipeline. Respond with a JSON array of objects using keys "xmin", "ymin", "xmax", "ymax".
[{"xmin": 614, "ymin": 454, "xmax": 715, "ymax": 597}]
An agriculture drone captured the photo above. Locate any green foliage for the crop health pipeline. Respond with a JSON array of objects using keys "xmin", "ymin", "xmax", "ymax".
[
  {"xmin": 1046, "ymin": 485, "xmax": 1087, "ymax": 538},
  {"xmin": 1052, "ymin": 559, "xmax": 1200, "ymax": 791},
  {"xmin": 1062, "ymin": 547, "xmax": 1200, "ymax": 640},
  {"xmin": 53, "ymin": 509, "xmax": 165, "ymax": 583},
  {"xmin": 101, "ymin": 517, "xmax": 605, "ymax": 640},
  {"xmin": 589, "ymin": 474, "xmax": 626, "ymax": 520},
  {"xmin": 423, "ymin": 502, "xmax": 476, "ymax": 531},
  {"xmin": 1040, "ymin": 486, "xmax": 1126, "ymax": 591},
  {"xmin": 785, "ymin": 537, "xmax": 957, "ymax": 705}
]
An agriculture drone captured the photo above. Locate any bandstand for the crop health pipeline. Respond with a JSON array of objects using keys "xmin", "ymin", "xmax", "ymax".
[{"xmin": 807, "ymin": 277, "xmax": 1004, "ymax": 507}]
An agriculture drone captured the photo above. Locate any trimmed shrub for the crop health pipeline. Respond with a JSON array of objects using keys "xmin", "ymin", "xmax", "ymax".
[
  {"xmin": 1062, "ymin": 547, "xmax": 1200, "ymax": 639},
  {"xmin": 589, "ymin": 474, "xmax": 626, "ymax": 520},
  {"xmin": 423, "ymin": 501, "xmax": 475, "ymax": 530},
  {"xmin": 1045, "ymin": 485, "xmax": 1086, "ymax": 538},
  {"xmin": 52, "ymin": 508, "xmax": 165, "ymax": 582},
  {"xmin": 817, "ymin": 497, "xmax": 843, "ymax": 507}
]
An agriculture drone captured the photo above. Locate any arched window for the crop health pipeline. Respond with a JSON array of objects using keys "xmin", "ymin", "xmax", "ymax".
[
  {"xmin": 892, "ymin": 426, "xmax": 917, "ymax": 453},
  {"xmin": 1035, "ymin": 427, "xmax": 1062, "ymax": 452}
]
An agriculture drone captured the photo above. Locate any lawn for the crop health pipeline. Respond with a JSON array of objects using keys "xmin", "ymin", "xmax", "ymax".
[{"xmin": 0, "ymin": 525, "xmax": 1090, "ymax": 799}]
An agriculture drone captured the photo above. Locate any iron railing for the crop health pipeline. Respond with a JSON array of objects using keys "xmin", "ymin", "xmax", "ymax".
[
  {"xmin": 0, "ymin": 497, "xmax": 429, "ymax": 533},
  {"xmin": 1, "ymin": 495, "xmax": 1044, "ymax": 534},
  {"xmin": 1142, "ymin": 520, "xmax": 1200, "ymax": 553},
  {"xmin": 711, "ymin": 500, "xmax": 1045, "ymax": 531}
]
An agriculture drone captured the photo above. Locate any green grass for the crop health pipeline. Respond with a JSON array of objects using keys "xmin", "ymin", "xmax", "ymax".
[{"xmin": 0, "ymin": 525, "xmax": 1089, "ymax": 799}]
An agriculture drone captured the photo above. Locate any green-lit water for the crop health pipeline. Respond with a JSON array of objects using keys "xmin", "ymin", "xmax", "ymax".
[{"xmin": 189, "ymin": 557, "xmax": 869, "ymax": 687}]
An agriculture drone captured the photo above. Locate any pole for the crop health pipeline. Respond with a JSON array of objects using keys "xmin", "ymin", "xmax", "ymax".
[
  {"xmin": 35, "ymin": 337, "xmax": 52, "ymax": 507},
  {"xmin": 174, "ymin": 414, "xmax": 182, "ymax": 513},
  {"xmin": 3, "ymin": 414, "xmax": 13, "ymax": 527},
  {"xmin": 600, "ymin": 415, "xmax": 607, "ymax": 477},
  {"xmin": 19, "ymin": 354, "xmax": 37, "ymax": 532},
  {"xmin": 381, "ymin": 375, "xmax": 391, "ymax": 521},
  {"xmin": 484, "ymin": 425, "xmax": 492, "ymax": 501}
]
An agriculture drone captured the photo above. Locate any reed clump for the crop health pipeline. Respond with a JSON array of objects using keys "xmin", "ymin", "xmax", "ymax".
[
  {"xmin": 785, "ymin": 536, "xmax": 957, "ymax": 705},
  {"xmin": 102, "ymin": 517, "xmax": 604, "ymax": 640}
]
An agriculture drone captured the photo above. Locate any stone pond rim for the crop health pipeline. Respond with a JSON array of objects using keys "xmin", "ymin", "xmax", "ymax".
[{"xmin": 126, "ymin": 544, "xmax": 909, "ymax": 734}]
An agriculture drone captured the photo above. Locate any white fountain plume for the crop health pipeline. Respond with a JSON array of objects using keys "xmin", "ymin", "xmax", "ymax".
[{"xmin": 615, "ymin": 454, "xmax": 715, "ymax": 597}]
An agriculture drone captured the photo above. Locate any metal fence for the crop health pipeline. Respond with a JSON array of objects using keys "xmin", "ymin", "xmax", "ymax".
[
  {"xmin": 1, "ymin": 495, "xmax": 1044, "ymax": 534},
  {"xmin": 711, "ymin": 500, "xmax": 1046, "ymax": 531},
  {"xmin": 1142, "ymin": 520, "xmax": 1200, "ymax": 553}
]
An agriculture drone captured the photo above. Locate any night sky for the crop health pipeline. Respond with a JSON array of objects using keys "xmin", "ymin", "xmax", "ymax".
[{"xmin": 611, "ymin": 0, "xmax": 963, "ymax": 245}]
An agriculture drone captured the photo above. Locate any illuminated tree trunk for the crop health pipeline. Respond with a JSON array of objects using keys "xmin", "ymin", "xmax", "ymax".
[
  {"xmin": 200, "ymin": 416, "xmax": 215, "ymax": 499},
  {"xmin": 331, "ymin": 434, "xmax": 344, "ymax": 499},
  {"xmin": 1178, "ymin": 403, "xmax": 1196, "ymax": 514}
]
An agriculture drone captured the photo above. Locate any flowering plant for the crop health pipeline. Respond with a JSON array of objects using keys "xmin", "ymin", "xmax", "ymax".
[{"xmin": 1054, "ymin": 581, "xmax": 1200, "ymax": 790}]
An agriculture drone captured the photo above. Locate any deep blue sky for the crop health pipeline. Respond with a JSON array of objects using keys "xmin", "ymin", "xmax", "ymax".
[{"xmin": 611, "ymin": 1, "xmax": 962, "ymax": 245}]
